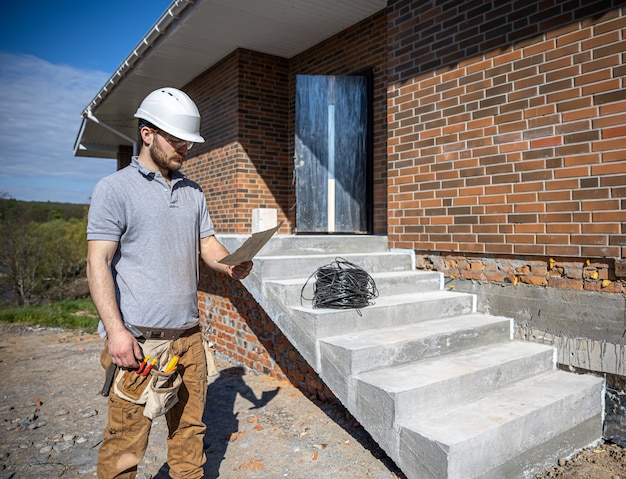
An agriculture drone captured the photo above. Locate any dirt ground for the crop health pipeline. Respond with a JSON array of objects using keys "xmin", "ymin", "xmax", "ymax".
[{"xmin": 0, "ymin": 323, "xmax": 623, "ymax": 479}]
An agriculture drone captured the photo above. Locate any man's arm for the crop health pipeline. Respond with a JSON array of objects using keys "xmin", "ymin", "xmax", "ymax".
[
  {"xmin": 199, "ymin": 235, "xmax": 252, "ymax": 280},
  {"xmin": 86, "ymin": 240, "xmax": 143, "ymax": 368}
]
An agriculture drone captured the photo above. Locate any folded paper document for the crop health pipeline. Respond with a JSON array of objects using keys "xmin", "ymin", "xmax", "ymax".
[{"xmin": 218, "ymin": 222, "xmax": 283, "ymax": 265}]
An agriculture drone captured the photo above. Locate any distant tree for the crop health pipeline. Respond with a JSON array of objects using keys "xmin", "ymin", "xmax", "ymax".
[
  {"xmin": 0, "ymin": 197, "xmax": 88, "ymax": 305},
  {"xmin": 38, "ymin": 217, "xmax": 87, "ymax": 300},
  {"xmin": 0, "ymin": 221, "xmax": 45, "ymax": 305}
]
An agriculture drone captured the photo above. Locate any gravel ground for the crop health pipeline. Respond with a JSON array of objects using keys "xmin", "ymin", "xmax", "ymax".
[
  {"xmin": 0, "ymin": 323, "xmax": 623, "ymax": 478},
  {"xmin": 0, "ymin": 323, "xmax": 402, "ymax": 478}
]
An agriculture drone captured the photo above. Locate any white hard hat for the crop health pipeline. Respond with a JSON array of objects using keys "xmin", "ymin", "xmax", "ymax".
[{"xmin": 134, "ymin": 87, "xmax": 205, "ymax": 143}]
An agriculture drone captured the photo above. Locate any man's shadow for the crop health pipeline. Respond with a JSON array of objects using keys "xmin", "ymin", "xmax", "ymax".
[{"xmin": 153, "ymin": 366, "xmax": 279, "ymax": 479}]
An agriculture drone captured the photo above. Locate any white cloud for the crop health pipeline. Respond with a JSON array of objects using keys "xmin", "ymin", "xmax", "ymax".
[{"xmin": 0, "ymin": 52, "xmax": 116, "ymax": 204}]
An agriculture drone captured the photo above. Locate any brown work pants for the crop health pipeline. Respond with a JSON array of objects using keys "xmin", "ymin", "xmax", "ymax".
[{"xmin": 97, "ymin": 331, "xmax": 207, "ymax": 479}]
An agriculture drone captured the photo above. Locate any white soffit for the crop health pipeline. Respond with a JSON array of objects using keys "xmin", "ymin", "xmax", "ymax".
[{"xmin": 75, "ymin": 0, "xmax": 387, "ymax": 158}]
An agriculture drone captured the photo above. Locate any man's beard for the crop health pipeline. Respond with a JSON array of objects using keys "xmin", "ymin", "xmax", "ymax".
[{"xmin": 150, "ymin": 138, "xmax": 184, "ymax": 172}]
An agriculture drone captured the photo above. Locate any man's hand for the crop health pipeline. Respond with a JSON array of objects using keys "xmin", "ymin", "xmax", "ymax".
[
  {"xmin": 230, "ymin": 261, "xmax": 253, "ymax": 280},
  {"xmin": 107, "ymin": 328, "xmax": 144, "ymax": 368}
]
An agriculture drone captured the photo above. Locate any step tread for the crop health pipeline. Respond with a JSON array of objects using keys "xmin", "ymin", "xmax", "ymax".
[
  {"xmin": 255, "ymin": 251, "xmax": 410, "ymax": 260},
  {"xmin": 356, "ymin": 340, "xmax": 553, "ymax": 391},
  {"xmin": 401, "ymin": 370, "xmax": 603, "ymax": 443},
  {"xmin": 322, "ymin": 313, "xmax": 510, "ymax": 348},
  {"xmin": 266, "ymin": 269, "xmax": 441, "ymax": 286},
  {"xmin": 293, "ymin": 289, "xmax": 474, "ymax": 314}
]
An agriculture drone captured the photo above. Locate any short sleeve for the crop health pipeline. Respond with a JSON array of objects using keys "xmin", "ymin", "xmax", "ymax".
[
  {"xmin": 87, "ymin": 178, "xmax": 126, "ymax": 242},
  {"xmin": 198, "ymin": 193, "xmax": 215, "ymax": 239}
]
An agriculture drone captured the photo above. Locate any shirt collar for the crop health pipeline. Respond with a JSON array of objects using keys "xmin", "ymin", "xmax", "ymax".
[{"xmin": 131, "ymin": 157, "xmax": 185, "ymax": 185}]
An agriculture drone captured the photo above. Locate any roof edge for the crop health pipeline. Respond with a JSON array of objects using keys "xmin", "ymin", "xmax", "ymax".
[{"xmin": 80, "ymin": 0, "xmax": 197, "ymax": 119}]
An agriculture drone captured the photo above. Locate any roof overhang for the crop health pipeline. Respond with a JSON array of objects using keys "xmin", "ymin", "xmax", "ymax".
[{"xmin": 74, "ymin": 0, "xmax": 388, "ymax": 159}]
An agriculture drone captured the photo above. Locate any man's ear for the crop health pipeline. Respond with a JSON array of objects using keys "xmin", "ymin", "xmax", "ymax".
[{"xmin": 140, "ymin": 126, "xmax": 155, "ymax": 146}]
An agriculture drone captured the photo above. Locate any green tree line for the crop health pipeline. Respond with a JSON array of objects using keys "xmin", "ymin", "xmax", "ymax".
[{"xmin": 0, "ymin": 196, "xmax": 89, "ymax": 306}]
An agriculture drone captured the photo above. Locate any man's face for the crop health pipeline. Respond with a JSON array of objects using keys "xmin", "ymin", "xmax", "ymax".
[{"xmin": 149, "ymin": 130, "xmax": 188, "ymax": 172}]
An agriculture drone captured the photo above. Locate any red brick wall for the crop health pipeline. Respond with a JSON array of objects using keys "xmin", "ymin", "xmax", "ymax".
[
  {"xmin": 184, "ymin": 54, "xmax": 241, "ymax": 231},
  {"xmin": 387, "ymin": 0, "xmax": 626, "ymax": 287},
  {"xmin": 289, "ymin": 10, "xmax": 389, "ymax": 233},
  {"xmin": 237, "ymin": 50, "xmax": 291, "ymax": 231},
  {"xmin": 184, "ymin": 51, "xmax": 291, "ymax": 233}
]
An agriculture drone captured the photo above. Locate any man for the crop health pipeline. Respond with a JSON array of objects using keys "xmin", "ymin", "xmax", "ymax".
[{"xmin": 87, "ymin": 87, "xmax": 252, "ymax": 479}]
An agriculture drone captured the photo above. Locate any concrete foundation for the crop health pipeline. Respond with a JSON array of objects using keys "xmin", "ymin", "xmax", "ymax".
[{"xmin": 450, "ymin": 278, "xmax": 626, "ymax": 446}]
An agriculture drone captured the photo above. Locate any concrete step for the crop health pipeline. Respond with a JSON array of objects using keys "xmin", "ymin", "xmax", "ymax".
[
  {"xmin": 217, "ymin": 233, "xmax": 391, "ymax": 257},
  {"xmin": 280, "ymin": 290, "xmax": 476, "ymax": 372},
  {"xmin": 318, "ymin": 313, "xmax": 513, "ymax": 402},
  {"xmin": 251, "ymin": 251, "xmax": 414, "ymax": 280},
  {"xmin": 265, "ymin": 270, "xmax": 443, "ymax": 306},
  {"xmin": 291, "ymin": 290, "xmax": 476, "ymax": 340},
  {"xmin": 398, "ymin": 370, "xmax": 604, "ymax": 479},
  {"xmin": 350, "ymin": 340, "xmax": 555, "ymax": 454},
  {"xmin": 319, "ymin": 314, "xmax": 512, "ymax": 378}
]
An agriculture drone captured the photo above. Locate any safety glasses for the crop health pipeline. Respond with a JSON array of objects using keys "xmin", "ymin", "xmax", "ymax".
[{"xmin": 147, "ymin": 127, "xmax": 194, "ymax": 151}]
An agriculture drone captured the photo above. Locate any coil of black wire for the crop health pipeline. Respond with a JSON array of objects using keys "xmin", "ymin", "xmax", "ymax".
[{"xmin": 301, "ymin": 257, "xmax": 379, "ymax": 312}]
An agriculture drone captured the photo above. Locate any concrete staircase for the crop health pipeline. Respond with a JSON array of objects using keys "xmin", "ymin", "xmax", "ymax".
[{"xmin": 218, "ymin": 234, "xmax": 604, "ymax": 479}]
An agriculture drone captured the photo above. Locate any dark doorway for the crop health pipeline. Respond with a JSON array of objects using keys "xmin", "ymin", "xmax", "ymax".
[{"xmin": 295, "ymin": 74, "xmax": 372, "ymax": 234}]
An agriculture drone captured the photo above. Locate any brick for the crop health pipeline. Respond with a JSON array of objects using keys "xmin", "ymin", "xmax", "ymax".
[
  {"xmin": 573, "ymin": 188, "xmax": 610, "ymax": 200},
  {"xmin": 602, "ymin": 125, "xmax": 626, "ymax": 138},
  {"xmin": 515, "ymin": 244, "xmax": 545, "ymax": 255},
  {"xmin": 593, "ymin": 138, "xmax": 626, "ymax": 152},
  {"xmin": 509, "ymin": 213, "xmax": 538, "ymax": 224},
  {"xmin": 515, "ymin": 222, "xmax": 545, "ymax": 233},
  {"xmin": 582, "ymin": 78, "xmax": 621, "ymax": 96},
  {"xmin": 583, "ymin": 223, "xmax": 620, "ymax": 234},
  {"xmin": 554, "ymin": 166, "xmax": 591, "ymax": 179},
  {"xmin": 546, "ymin": 245, "xmax": 580, "ymax": 256},
  {"xmin": 547, "ymin": 223, "xmax": 580, "ymax": 234},
  {"xmin": 595, "ymin": 89, "xmax": 626, "ymax": 105},
  {"xmin": 581, "ymin": 245, "xmax": 620, "ymax": 257},
  {"xmin": 581, "ymin": 199, "xmax": 620, "ymax": 211},
  {"xmin": 563, "ymin": 153, "xmax": 601, "ymax": 167},
  {"xmin": 562, "ymin": 106, "xmax": 599, "ymax": 121},
  {"xmin": 515, "ymin": 203, "xmax": 545, "ymax": 213},
  {"xmin": 603, "ymin": 150, "xmax": 626, "ymax": 162}
]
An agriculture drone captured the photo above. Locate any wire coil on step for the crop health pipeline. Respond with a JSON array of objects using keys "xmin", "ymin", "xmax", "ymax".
[{"xmin": 300, "ymin": 257, "xmax": 379, "ymax": 312}]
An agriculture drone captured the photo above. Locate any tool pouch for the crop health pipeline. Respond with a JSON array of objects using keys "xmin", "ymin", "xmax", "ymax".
[
  {"xmin": 112, "ymin": 339, "xmax": 181, "ymax": 418},
  {"xmin": 143, "ymin": 369, "xmax": 182, "ymax": 419},
  {"xmin": 202, "ymin": 335, "xmax": 219, "ymax": 379}
]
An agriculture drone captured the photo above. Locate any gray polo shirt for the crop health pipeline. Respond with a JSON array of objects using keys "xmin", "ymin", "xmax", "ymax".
[{"xmin": 87, "ymin": 157, "xmax": 215, "ymax": 337}]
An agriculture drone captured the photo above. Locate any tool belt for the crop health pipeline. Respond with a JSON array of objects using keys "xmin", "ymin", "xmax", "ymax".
[
  {"xmin": 134, "ymin": 323, "xmax": 200, "ymax": 341},
  {"xmin": 113, "ymin": 339, "xmax": 182, "ymax": 419},
  {"xmin": 103, "ymin": 324, "xmax": 217, "ymax": 419}
]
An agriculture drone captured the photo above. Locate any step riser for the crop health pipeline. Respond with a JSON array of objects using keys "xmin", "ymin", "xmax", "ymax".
[
  {"xmin": 304, "ymin": 294, "xmax": 476, "ymax": 339},
  {"xmin": 254, "ymin": 252, "xmax": 414, "ymax": 280},
  {"xmin": 267, "ymin": 272, "xmax": 443, "ymax": 307},
  {"xmin": 480, "ymin": 414, "xmax": 602, "ymax": 479},
  {"xmin": 218, "ymin": 234, "xmax": 391, "ymax": 256},
  {"xmin": 258, "ymin": 235, "xmax": 391, "ymax": 256}
]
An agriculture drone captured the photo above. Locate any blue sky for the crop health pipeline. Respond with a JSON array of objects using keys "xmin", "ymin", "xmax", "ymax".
[{"xmin": 0, "ymin": 1, "xmax": 172, "ymax": 204}]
